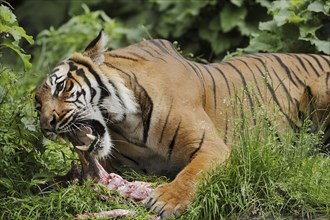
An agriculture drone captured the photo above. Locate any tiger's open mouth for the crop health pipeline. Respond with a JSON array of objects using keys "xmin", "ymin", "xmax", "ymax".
[{"xmin": 65, "ymin": 120, "xmax": 104, "ymax": 153}]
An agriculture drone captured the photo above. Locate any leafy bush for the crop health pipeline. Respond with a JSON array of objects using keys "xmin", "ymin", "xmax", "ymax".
[
  {"xmin": 0, "ymin": 1, "xmax": 72, "ymax": 201},
  {"xmin": 33, "ymin": 4, "xmax": 147, "ymax": 72},
  {"xmin": 0, "ymin": 3, "xmax": 34, "ymax": 70},
  {"xmin": 244, "ymin": 0, "xmax": 330, "ymax": 54}
]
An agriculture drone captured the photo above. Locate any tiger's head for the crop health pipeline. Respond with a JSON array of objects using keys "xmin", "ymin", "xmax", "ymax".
[{"xmin": 35, "ymin": 31, "xmax": 137, "ymax": 158}]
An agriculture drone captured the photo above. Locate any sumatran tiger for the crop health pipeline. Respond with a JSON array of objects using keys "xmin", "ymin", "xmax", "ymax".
[{"xmin": 35, "ymin": 31, "xmax": 330, "ymax": 218}]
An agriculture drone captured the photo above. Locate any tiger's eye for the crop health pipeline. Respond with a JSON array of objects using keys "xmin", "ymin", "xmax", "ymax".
[{"xmin": 56, "ymin": 81, "xmax": 64, "ymax": 92}]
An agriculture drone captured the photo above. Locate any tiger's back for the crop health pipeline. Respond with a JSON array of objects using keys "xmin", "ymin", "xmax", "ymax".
[{"xmin": 101, "ymin": 39, "xmax": 329, "ymax": 147}]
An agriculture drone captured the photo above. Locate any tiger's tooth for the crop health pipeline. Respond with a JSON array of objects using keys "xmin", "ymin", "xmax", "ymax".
[
  {"xmin": 86, "ymin": 134, "xmax": 96, "ymax": 141},
  {"xmin": 76, "ymin": 145, "xmax": 89, "ymax": 151}
]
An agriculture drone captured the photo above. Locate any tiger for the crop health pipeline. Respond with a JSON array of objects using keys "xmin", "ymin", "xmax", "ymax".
[{"xmin": 35, "ymin": 31, "xmax": 330, "ymax": 218}]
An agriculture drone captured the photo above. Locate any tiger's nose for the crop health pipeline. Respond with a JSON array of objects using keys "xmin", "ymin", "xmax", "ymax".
[{"xmin": 41, "ymin": 112, "xmax": 59, "ymax": 132}]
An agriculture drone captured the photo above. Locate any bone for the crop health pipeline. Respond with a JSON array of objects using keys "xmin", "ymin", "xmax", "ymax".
[
  {"xmin": 76, "ymin": 145, "xmax": 90, "ymax": 151},
  {"xmin": 76, "ymin": 209, "xmax": 136, "ymax": 219}
]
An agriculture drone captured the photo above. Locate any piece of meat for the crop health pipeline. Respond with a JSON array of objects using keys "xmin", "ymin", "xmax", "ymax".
[
  {"xmin": 76, "ymin": 209, "xmax": 136, "ymax": 219},
  {"xmin": 118, "ymin": 181, "xmax": 153, "ymax": 201},
  {"xmin": 72, "ymin": 151, "xmax": 157, "ymax": 218}
]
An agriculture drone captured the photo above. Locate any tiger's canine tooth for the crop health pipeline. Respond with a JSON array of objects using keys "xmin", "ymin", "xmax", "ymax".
[
  {"xmin": 86, "ymin": 134, "xmax": 96, "ymax": 141},
  {"xmin": 76, "ymin": 145, "xmax": 90, "ymax": 151}
]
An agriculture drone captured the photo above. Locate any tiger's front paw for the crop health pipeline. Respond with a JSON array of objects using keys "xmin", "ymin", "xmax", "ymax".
[{"xmin": 143, "ymin": 181, "xmax": 192, "ymax": 219}]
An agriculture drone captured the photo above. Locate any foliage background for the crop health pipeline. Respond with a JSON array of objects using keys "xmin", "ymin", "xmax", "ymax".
[{"xmin": 0, "ymin": 0, "xmax": 329, "ymax": 219}]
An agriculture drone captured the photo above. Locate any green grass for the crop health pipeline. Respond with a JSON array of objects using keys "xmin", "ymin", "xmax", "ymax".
[
  {"xmin": 1, "ymin": 95, "xmax": 329, "ymax": 219},
  {"xmin": 181, "ymin": 106, "xmax": 330, "ymax": 220}
]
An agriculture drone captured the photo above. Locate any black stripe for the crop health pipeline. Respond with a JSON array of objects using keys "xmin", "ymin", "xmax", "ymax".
[
  {"xmin": 50, "ymin": 74, "xmax": 57, "ymax": 86},
  {"xmin": 189, "ymin": 132, "xmax": 205, "ymax": 161},
  {"xmin": 110, "ymin": 127, "xmax": 148, "ymax": 148},
  {"xmin": 107, "ymin": 79, "xmax": 125, "ymax": 110},
  {"xmin": 248, "ymin": 56, "xmax": 299, "ymax": 130},
  {"xmin": 68, "ymin": 62, "xmax": 78, "ymax": 71},
  {"xmin": 168, "ymin": 121, "xmax": 181, "ymax": 161},
  {"xmin": 139, "ymin": 48, "xmax": 167, "ymax": 63},
  {"xmin": 237, "ymin": 58, "xmax": 263, "ymax": 99},
  {"xmin": 291, "ymin": 54, "xmax": 309, "ymax": 73},
  {"xmin": 58, "ymin": 109, "xmax": 74, "ymax": 121},
  {"xmin": 276, "ymin": 55, "xmax": 306, "ymax": 87},
  {"xmin": 69, "ymin": 59, "xmax": 111, "ymax": 125},
  {"xmin": 271, "ymin": 54, "xmax": 298, "ymax": 87},
  {"xmin": 149, "ymin": 40, "xmax": 187, "ymax": 68},
  {"xmin": 224, "ymin": 112, "xmax": 228, "ymax": 144},
  {"xmin": 187, "ymin": 62, "xmax": 206, "ymax": 108},
  {"xmin": 202, "ymin": 65, "xmax": 217, "ymax": 110},
  {"xmin": 302, "ymin": 56, "xmax": 320, "ymax": 77},
  {"xmin": 103, "ymin": 62, "xmax": 153, "ymax": 141},
  {"xmin": 250, "ymin": 54, "xmax": 273, "ymax": 81},
  {"xmin": 289, "ymin": 66, "xmax": 306, "ymax": 87},
  {"xmin": 131, "ymin": 73, "xmax": 153, "ymax": 144},
  {"xmin": 138, "ymin": 48, "xmax": 167, "ymax": 63},
  {"xmin": 104, "ymin": 62, "xmax": 131, "ymax": 78},
  {"xmin": 126, "ymin": 51, "xmax": 149, "ymax": 61},
  {"xmin": 76, "ymin": 68, "xmax": 97, "ymax": 102},
  {"xmin": 58, "ymin": 109, "xmax": 74, "ymax": 127},
  {"xmin": 119, "ymin": 153, "xmax": 139, "ymax": 166},
  {"xmin": 67, "ymin": 80, "xmax": 74, "ymax": 91},
  {"xmin": 149, "ymin": 40, "xmax": 169, "ymax": 54},
  {"xmin": 67, "ymin": 73, "xmax": 82, "ymax": 88},
  {"xmin": 139, "ymin": 48, "xmax": 155, "ymax": 57},
  {"xmin": 109, "ymin": 53, "xmax": 139, "ymax": 62},
  {"xmin": 319, "ymin": 55, "xmax": 330, "ymax": 66},
  {"xmin": 258, "ymin": 63, "xmax": 299, "ymax": 131},
  {"xmin": 159, "ymin": 101, "xmax": 173, "ymax": 144},
  {"xmin": 308, "ymin": 54, "xmax": 325, "ymax": 71},
  {"xmin": 209, "ymin": 65, "xmax": 232, "ymax": 96},
  {"xmin": 158, "ymin": 40, "xmax": 171, "ymax": 51},
  {"xmin": 50, "ymin": 68, "xmax": 59, "ymax": 81},
  {"xmin": 270, "ymin": 67, "xmax": 294, "ymax": 104},
  {"xmin": 226, "ymin": 62, "xmax": 255, "ymax": 124},
  {"xmin": 193, "ymin": 63, "xmax": 207, "ymax": 108},
  {"xmin": 70, "ymin": 59, "xmax": 111, "ymax": 101}
]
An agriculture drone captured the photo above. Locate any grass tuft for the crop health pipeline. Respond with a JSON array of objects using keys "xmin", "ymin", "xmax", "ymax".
[{"xmin": 181, "ymin": 103, "xmax": 330, "ymax": 220}]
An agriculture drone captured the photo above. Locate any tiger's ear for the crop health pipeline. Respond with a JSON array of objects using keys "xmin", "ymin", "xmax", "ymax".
[{"xmin": 83, "ymin": 30, "xmax": 108, "ymax": 64}]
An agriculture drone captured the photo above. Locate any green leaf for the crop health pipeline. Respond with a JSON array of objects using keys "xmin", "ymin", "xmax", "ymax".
[
  {"xmin": 0, "ymin": 5, "xmax": 16, "ymax": 24},
  {"xmin": 259, "ymin": 20, "xmax": 277, "ymax": 31},
  {"xmin": 220, "ymin": 4, "xmax": 247, "ymax": 33},
  {"xmin": 21, "ymin": 117, "xmax": 36, "ymax": 132},
  {"xmin": 230, "ymin": 0, "xmax": 244, "ymax": 7},
  {"xmin": 299, "ymin": 24, "xmax": 322, "ymax": 38},
  {"xmin": 0, "ymin": 41, "xmax": 32, "ymax": 71},
  {"xmin": 237, "ymin": 21, "xmax": 259, "ymax": 36},
  {"xmin": 313, "ymin": 40, "xmax": 330, "ymax": 54},
  {"xmin": 273, "ymin": 9, "xmax": 291, "ymax": 26},
  {"xmin": 209, "ymin": 16, "xmax": 221, "ymax": 31},
  {"xmin": 11, "ymin": 26, "xmax": 34, "ymax": 44},
  {"xmin": 307, "ymin": 1, "xmax": 326, "ymax": 14},
  {"xmin": 300, "ymin": 37, "xmax": 330, "ymax": 55},
  {"xmin": 248, "ymin": 33, "xmax": 282, "ymax": 52}
]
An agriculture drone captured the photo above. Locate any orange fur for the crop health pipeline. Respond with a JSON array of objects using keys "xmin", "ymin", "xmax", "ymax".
[{"xmin": 35, "ymin": 32, "xmax": 330, "ymax": 218}]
